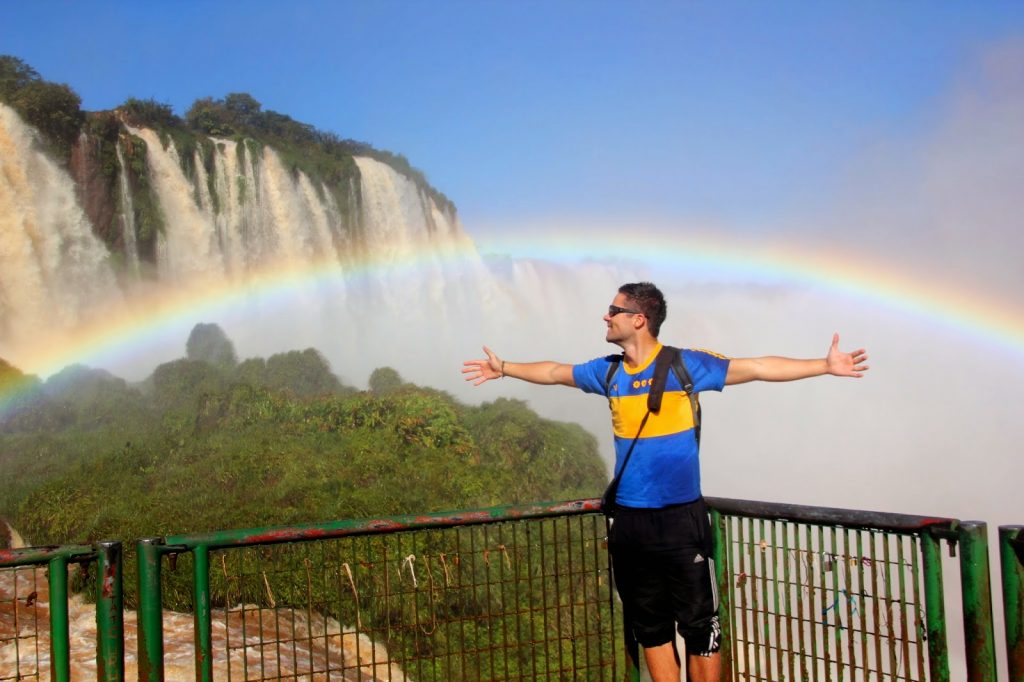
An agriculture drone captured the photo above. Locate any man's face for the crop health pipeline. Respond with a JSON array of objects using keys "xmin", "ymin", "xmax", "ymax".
[{"xmin": 604, "ymin": 292, "xmax": 642, "ymax": 344}]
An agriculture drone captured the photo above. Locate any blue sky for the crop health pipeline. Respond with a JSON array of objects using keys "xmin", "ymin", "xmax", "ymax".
[{"xmin": 5, "ymin": 1, "xmax": 1023, "ymax": 235}]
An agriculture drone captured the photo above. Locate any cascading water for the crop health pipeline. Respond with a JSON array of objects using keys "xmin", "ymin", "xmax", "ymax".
[
  {"xmin": 352, "ymin": 155, "xmax": 488, "ymax": 316},
  {"xmin": 2, "ymin": 105, "xmax": 553, "ymax": 377},
  {"xmin": 0, "ymin": 104, "xmax": 122, "ymax": 347},
  {"xmin": 128, "ymin": 126, "xmax": 228, "ymax": 283},
  {"xmin": 121, "ymin": 124, "xmax": 478, "ymax": 291},
  {"xmin": 114, "ymin": 143, "xmax": 141, "ymax": 277},
  {"xmin": 0, "ymin": 556, "xmax": 404, "ymax": 680}
]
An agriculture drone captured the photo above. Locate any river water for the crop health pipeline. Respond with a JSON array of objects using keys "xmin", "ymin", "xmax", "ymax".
[{"xmin": 0, "ymin": 563, "xmax": 405, "ymax": 680}]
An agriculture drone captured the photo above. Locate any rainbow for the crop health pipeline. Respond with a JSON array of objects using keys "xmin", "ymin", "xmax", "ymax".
[
  {"xmin": 0, "ymin": 244, "xmax": 473, "ymax": 369},
  {"xmin": 478, "ymin": 226, "xmax": 1024, "ymax": 356},
  {"xmin": 0, "ymin": 246, "xmax": 480, "ymax": 411},
  {"xmin": 1, "ymin": 231, "xmax": 1022, "ymax": 412}
]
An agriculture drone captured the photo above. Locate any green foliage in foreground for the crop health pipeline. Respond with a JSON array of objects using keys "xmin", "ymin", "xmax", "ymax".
[
  {"xmin": 0, "ymin": 335, "xmax": 606, "ymax": 552},
  {"xmin": 0, "ymin": 328, "xmax": 612, "ymax": 676}
]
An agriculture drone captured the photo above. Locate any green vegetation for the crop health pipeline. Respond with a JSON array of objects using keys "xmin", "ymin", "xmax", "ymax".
[
  {"xmin": 186, "ymin": 322, "xmax": 238, "ymax": 369},
  {"xmin": 177, "ymin": 91, "xmax": 450, "ymax": 215},
  {"xmin": 118, "ymin": 97, "xmax": 177, "ymax": 129},
  {"xmin": 0, "ymin": 56, "xmax": 85, "ymax": 159},
  {"xmin": 369, "ymin": 366, "xmax": 405, "ymax": 395},
  {"xmin": 1, "ymin": 329, "xmax": 609, "ymax": 677},
  {"xmin": 0, "ymin": 324, "xmax": 605, "ymax": 551}
]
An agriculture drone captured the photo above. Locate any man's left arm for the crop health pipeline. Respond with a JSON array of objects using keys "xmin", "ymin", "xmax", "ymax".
[{"xmin": 725, "ymin": 333, "xmax": 868, "ymax": 386}]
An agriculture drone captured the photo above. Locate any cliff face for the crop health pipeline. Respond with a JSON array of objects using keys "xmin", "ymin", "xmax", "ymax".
[
  {"xmin": 55, "ymin": 107, "xmax": 462, "ymax": 272},
  {"xmin": 0, "ymin": 101, "xmax": 479, "ymax": 350},
  {"xmin": 0, "ymin": 59, "xmax": 465, "ymax": 321},
  {"xmin": 69, "ymin": 127, "xmax": 119, "ymax": 249}
]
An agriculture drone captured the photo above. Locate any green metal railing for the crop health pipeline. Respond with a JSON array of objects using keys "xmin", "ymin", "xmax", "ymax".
[
  {"xmin": 135, "ymin": 499, "xmax": 622, "ymax": 681},
  {"xmin": 1, "ymin": 501, "xmax": 1012, "ymax": 681},
  {"xmin": 0, "ymin": 540, "xmax": 123, "ymax": 682},
  {"xmin": 706, "ymin": 498, "xmax": 999, "ymax": 682},
  {"xmin": 1001, "ymin": 525, "xmax": 1024, "ymax": 681}
]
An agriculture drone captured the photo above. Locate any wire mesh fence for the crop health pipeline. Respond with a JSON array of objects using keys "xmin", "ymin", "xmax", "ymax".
[
  {"xmin": 151, "ymin": 505, "xmax": 623, "ymax": 681},
  {"xmin": 721, "ymin": 516, "xmax": 930, "ymax": 681},
  {"xmin": 0, "ymin": 564, "xmax": 46, "ymax": 680},
  {"xmin": 0, "ymin": 541, "xmax": 122, "ymax": 682},
  {"xmin": 706, "ymin": 497, "xmax": 968, "ymax": 682}
]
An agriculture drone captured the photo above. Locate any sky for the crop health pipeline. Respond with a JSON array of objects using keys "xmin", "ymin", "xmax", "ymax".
[
  {"xmin": 4, "ymin": 4, "xmax": 1024, "ymax": 675},
  {"xmin": 4, "ymin": 1, "xmax": 1022, "ymax": 232}
]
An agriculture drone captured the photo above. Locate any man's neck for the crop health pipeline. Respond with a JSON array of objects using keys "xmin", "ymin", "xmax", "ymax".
[{"xmin": 619, "ymin": 335, "xmax": 660, "ymax": 368}]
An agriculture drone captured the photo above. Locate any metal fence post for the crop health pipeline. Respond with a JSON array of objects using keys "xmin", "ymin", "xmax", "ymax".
[
  {"xmin": 1000, "ymin": 526, "xmax": 1024, "ymax": 681},
  {"xmin": 922, "ymin": 529, "xmax": 951, "ymax": 682},
  {"xmin": 193, "ymin": 544, "xmax": 213, "ymax": 682},
  {"xmin": 137, "ymin": 537, "xmax": 165, "ymax": 682},
  {"xmin": 710, "ymin": 507, "xmax": 734, "ymax": 681},
  {"xmin": 47, "ymin": 553, "xmax": 71, "ymax": 682},
  {"xmin": 95, "ymin": 540, "xmax": 124, "ymax": 682},
  {"xmin": 959, "ymin": 520, "xmax": 998, "ymax": 681}
]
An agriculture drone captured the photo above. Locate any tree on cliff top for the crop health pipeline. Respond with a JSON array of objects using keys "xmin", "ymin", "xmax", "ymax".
[
  {"xmin": 118, "ymin": 97, "xmax": 177, "ymax": 129},
  {"xmin": 0, "ymin": 55, "xmax": 85, "ymax": 158},
  {"xmin": 0, "ymin": 56, "xmax": 39, "ymax": 96}
]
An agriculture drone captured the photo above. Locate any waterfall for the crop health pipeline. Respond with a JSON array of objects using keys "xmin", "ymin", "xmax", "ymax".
[
  {"xmin": 114, "ymin": 143, "xmax": 141, "ymax": 277},
  {"xmin": 0, "ymin": 104, "xmax": 121, "ymax": 347},
  {"xmin": 0, "ymin": 107, "xmax": 548, "ymax": 382},
  {"xmin": 121, "ymin": 128, "xmax": 476, "ymax": 288},
  {"xmin": 0, "ymin": 108, "xmax": 625, "ymax": 395},
  {"xmin": 355, "ymin": 156, "xmax": 460, "ymax": 312},
  {"xmin": 258, "ymin": 149, "xmax": 331, "ymax": 267},
  {"xmin": 127, "ymin": 127, "xmax": 227, "ymax": 283}
]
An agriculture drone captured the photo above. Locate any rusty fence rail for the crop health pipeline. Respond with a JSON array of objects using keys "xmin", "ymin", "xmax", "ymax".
[
  {"xmin": 0, "ymin": 540, "xmax": 123, "ymax": 682},
  {"xmin": 706, "ymin": 498, "xmax": 999, "ymax": 682},
  {"xmin": 1, "ymin": 500, "xmax": 1009, "ymax": 681},
  {"xmin": 136, "ymin": 499, "xmax": 623, "ymax": 681},
  {"xmin": 1001, "ymin": 525, "xmax": 1024, "ymax": 681}
]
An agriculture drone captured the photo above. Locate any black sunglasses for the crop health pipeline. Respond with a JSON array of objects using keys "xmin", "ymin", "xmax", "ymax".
[{"xmin": 608, "ymin": 304, "xmax": 643, "ymax": 317}]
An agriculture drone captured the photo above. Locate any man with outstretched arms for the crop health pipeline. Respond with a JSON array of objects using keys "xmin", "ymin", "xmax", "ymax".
[{"xmin": 462, "ymin": 281, "xmax": 868, "ymax": 682}]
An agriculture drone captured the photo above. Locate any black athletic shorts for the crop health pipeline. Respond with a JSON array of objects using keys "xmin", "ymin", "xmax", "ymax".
[{"xmin": 608, "ymin": 497, "xmax": 721, "ymax": 654}]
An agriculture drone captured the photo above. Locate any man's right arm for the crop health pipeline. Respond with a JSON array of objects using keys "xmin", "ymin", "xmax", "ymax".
[{"xmin": 462, "ymin": 346, "xmax": 576, "ymax": 387}]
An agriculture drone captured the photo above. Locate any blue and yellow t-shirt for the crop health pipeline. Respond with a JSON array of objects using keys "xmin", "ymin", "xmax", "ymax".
[{"xmin": 573, "ymin": 345, "xmax": 730, "ymax": 508}]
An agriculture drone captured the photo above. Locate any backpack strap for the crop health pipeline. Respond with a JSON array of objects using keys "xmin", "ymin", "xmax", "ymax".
[
  {"xmin": 647, "ymin": 345, "xmax": 677, "ymax": 412},
  {"xmin": 664, "ymin": 346, "xmax": 702, "ymax": 444},
  {"xmin": 603, "ymin": 347, "xmax": 699, "ymax": 437},
  {"xmin": 603, "ymin": 354, "xmax": 622, "ymax": 395}
]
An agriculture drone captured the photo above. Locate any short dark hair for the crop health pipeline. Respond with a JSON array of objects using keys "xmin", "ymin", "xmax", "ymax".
[{"xmin": 619, "ymin": 282, "xmax": 666, "ymax": 337}]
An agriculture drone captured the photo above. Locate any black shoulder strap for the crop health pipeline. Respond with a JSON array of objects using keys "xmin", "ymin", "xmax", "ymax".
[
  {"xmin": 647, "ymin": 345, "xmax": 677, "ymax": 412},
  {"xmin": 664, "ymin": 345, "xmax": 702, "ymax": 444},
  {"xmin": 603, "ymin": 347, "xmax": 700, "ymax": 436},
  {"xmin": 603, "ymin": 354, "xmax": 622, "ymax": 394}
]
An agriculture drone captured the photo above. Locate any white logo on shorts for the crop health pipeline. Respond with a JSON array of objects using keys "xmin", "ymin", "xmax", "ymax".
[{"xmin": 693, "ymin": 553, "xmax": 705, "ymax": 563}]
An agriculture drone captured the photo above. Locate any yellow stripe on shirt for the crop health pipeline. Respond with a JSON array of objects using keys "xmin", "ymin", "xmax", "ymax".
[{"xmin": 610, "ymin": 391, "xmax": 697, "ymax": 438}]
